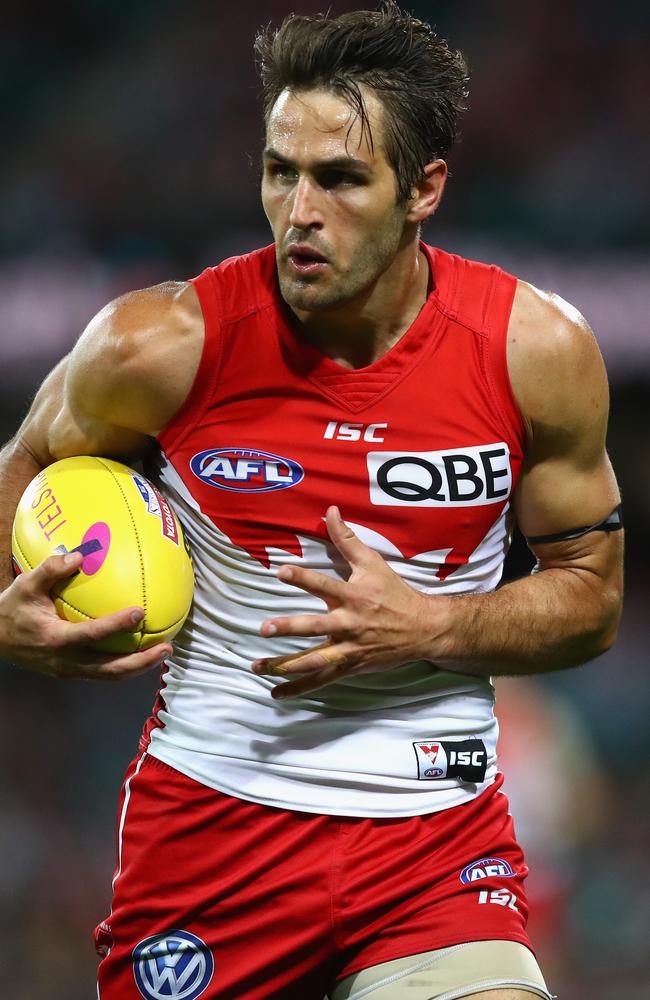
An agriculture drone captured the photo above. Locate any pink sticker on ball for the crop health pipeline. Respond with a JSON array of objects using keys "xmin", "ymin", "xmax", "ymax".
[{"xmin": 78, "ymin": 522, "xmax": 111, "ymax": 575}]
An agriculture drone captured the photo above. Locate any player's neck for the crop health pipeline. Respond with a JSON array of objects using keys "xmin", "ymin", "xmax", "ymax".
[{"xmin": 289, "ymin": 246, "xmax": 431, "ymax": 370}]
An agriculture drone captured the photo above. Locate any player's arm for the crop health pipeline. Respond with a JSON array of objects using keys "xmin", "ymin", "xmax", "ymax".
[
  {"xmin": 253, "ymin": 282, "xmax": 623, "ymax": 697},
  {"xmin": 431, "ymin": 281, "xmax": 623, "ymax": 675},
  {"xmin": 0, "ymin": 281, "xmax": 203, "ymax": 678},
  {"xmin": 27, "ymin": 280, "xmax": 202, "ymax": 466}
]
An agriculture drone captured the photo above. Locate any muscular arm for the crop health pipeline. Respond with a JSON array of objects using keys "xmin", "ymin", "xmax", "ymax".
[
  {"xmin": 0, "ymin": 280, "xmax": 203, "ymax": 674},
  {"xmin": 253, "ymin": 282, "xmax": 623, "ymax": 697},
  {"xmin": 434, "ymin": 282, "xmax": 623, "ymax": 675},
  {"xmin": 38, "ymin": 280, "xmax": 202, "ymax": 460}
]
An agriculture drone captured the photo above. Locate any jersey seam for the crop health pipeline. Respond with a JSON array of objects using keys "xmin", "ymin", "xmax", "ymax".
[
  {"xmin": 479, "ymin": 321, "xmax": 524, "ymax": 444},
  {"xmin": 481, "ymin": 265, "xmax": 499, "ymax": 331},
  {"xmin": 429, "ymin": 285, "xmax": 524, "ymax": 455},
  {"xmin": 206, "ymin": 278, "xmax": 277, "ymax": 327},
  {"xmin": 429, "ymin": 294, "xmax": 488, "ymax": 339}
]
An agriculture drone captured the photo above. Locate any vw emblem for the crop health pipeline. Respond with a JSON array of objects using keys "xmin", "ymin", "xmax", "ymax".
[{"xmin": 132, "ymin": 929, "xmax": 214, "ymax": 999}]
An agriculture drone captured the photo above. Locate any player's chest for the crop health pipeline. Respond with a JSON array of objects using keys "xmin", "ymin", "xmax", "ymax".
[{"xmin": 169, "ymin": 382, "xmax": 521, "ymax": 553}]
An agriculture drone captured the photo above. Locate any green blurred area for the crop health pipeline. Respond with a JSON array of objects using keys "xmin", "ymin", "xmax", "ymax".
[{"xmin": 2, "ymin": 1, "xmax": 649, "ymax": 260}]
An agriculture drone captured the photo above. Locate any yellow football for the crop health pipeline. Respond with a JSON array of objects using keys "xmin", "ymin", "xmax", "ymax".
[{"xmin": 11, "ymin": 456, "xmax": 194, "ymax": 653}]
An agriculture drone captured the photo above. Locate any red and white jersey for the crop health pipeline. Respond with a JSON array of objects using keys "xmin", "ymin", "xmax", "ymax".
[{"xmin": 143, "ymin": 243, "xmax": 525, "ymax": 817}]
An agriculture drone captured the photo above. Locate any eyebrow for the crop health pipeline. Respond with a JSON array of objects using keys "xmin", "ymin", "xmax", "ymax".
[{"xmin": 263, "ymin": 148, "xmax": 374, "ymax": 174}]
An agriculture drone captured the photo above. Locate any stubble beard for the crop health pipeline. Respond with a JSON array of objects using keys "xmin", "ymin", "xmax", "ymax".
[{"xmin": 278, "ymin": 210, "xmax": 407, "ymax": 314}]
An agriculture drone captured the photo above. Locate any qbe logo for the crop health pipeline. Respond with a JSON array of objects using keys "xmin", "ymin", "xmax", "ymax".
[
  {"xmin": 190, "ymin": 448, "xmax": 304, "ymax": 493},
  {"xmin": 132, "ymin": 930, "xmax": 214, "ymax": 1000},
  {"xmin": 460, "ymin": 858, "xmax": 516, "ymax": 884},
  {"xmin": 367, "ymin": 443, "xmax": 511, "ymax": 507}
]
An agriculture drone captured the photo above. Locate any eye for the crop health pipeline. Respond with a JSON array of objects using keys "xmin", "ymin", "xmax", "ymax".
[
  {"xmin": 266, "ymin": 162, "xmax": 297, "ymax": 182},
  {"xmin": 319, "ymin": 170, "xmax": 363, "ymax": 189}
]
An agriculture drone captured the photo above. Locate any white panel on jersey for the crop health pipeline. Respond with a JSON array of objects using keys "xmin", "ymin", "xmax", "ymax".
[{"xmin": 147, "ymin": 454, "xmax": 502, "ymax": 817}]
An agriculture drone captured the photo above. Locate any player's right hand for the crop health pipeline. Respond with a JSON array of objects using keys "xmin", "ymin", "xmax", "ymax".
[{"xmin": 0, "ymin": 551, "xmax": 172, "ymax": 680}]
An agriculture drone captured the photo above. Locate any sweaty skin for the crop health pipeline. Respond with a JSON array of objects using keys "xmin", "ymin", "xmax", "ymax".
[
  {"xmin": 0, "ymin": 86, "xmax": 622, "ymax": 698},
  {"xmin": 262, "ymin": 88, "xmax": 446, "ymax": 364},
  {"xmin": 0, "ymin": 284, "xmax": 202, "ymax": 679}
]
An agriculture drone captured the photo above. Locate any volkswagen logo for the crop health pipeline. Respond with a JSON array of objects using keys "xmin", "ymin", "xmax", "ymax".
[{"xmin": 132, "ymin": 929, "xmax": 214, "ymax": 999}]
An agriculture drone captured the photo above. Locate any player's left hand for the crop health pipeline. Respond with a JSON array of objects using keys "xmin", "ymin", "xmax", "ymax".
[{"xmin": 253, "ymin": 506, "xmax": 446, "ymax": 699}]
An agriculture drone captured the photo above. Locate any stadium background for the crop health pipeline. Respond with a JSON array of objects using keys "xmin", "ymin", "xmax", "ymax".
[{"xmin": 1, "ymin": 2, "xmax": 648, "ymax": 997}]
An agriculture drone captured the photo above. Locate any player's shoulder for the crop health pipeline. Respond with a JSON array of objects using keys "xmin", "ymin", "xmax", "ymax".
[
  {"xmin": 69, "ymin": 280, "xmax": 204, "ymax": 425},
  {"xmin": 68, "ymin": 281, "xmax": 204, "ymax": 412},
  {"xmin": 510, "ymin": 279, "xmax": 596, "ymax": 359},
  {"xmin": 508, "ymin": 280, "xmax": 608, "ymax": 433},
  {"xmin": 88, "ymin": 280, "xmax": 203, "ymax": 364}
]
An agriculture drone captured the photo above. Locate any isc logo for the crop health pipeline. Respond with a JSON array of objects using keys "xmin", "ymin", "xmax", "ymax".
[
  {"xmin": 413, "ymin": 738, "xmax": 488, "ymax": 782},
  {"xmin": 190, "ymin": 448, "xmax": 304, "ymax": 493},
  {"xmin": 324, "ymin": 421, "xmax": 388, "ymax": 442},
  {"xmin": 448, "ymin": 749, "xmax": 485, "ymax": 769},
  {"xmin": 368, "ymin": 443, "xmax": 512, "ymax": 508}
]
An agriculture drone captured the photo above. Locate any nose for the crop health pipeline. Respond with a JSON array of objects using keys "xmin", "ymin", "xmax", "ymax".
[{"xmin": 289, "ymin": 176, "xmax": 323, "ymax": 230}]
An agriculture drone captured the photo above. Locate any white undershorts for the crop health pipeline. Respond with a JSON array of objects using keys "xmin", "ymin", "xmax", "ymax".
[{"xmin": 329, "ymin": 940, "xmax": 553, "ymax": 1000}]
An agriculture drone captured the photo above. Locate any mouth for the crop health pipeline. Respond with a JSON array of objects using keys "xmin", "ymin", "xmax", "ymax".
[{"xmin": 285, "ymin": 244, "xmax": 329, "ymax": 276}]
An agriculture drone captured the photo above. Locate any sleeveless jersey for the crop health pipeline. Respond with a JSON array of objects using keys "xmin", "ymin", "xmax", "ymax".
[{"xmin": 143, "ymin": 242, "xmax": 525, "ymax": 817}]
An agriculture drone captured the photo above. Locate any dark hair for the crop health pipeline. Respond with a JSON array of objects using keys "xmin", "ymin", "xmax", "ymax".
[{"xmin": 254, "ymin": 1, "xmax": 469, "ymax": 202}]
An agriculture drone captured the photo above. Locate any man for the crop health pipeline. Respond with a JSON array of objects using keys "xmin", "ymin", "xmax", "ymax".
[{"xmin": 0, "ymin": 4, "xmax": 622, "ymax": 999}]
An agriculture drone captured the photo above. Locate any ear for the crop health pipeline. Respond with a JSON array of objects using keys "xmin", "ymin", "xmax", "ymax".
[{"xmin": 405, "ymin": 159, "xmax": 448, "ymax": 224}]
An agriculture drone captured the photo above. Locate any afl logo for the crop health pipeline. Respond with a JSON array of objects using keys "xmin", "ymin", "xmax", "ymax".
[
  {"xmin": 132, "ymin": 929, "xmax": 214, "ymax": 999},
  {"xmin": 190, "ymin": 448, "xmax": 304, "ymax": 493},
  {"xmin": 460, "ymin": 857, "xmax": 515, "ymax": 884}
]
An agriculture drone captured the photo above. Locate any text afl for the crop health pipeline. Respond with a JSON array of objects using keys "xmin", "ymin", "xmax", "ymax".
[
  {"xmin": 190, "ymin": 448, "xmax": 304, "ymax": 493},
  {"xmin": 460, "ymin": 858, "xmax": 516, "ymax": 884}
]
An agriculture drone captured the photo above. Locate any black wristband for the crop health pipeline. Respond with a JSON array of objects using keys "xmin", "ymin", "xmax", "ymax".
[{"xmin": 526, "ymin": 503, "xmax": 623, "ymax": 545}]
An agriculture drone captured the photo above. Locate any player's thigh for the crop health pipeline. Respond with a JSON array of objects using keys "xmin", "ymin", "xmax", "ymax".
[{"xmin": 330, "ymin": 940, "xmax": 551, "ymax": 1000}]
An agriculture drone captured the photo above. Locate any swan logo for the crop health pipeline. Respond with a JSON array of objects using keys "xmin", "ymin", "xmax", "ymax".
[{"xmin": 132, "ymin": 930, "xmax": 214, "ymax": 999}]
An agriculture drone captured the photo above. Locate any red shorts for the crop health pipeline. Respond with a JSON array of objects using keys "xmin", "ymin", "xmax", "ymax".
[{"xmin": 95, "ymin": 752, "xmax": 533, "ymax": 1000}]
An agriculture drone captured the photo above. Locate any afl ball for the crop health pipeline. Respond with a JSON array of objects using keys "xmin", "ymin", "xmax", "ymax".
[{"xmin": 11, "ymin": 456, "xmax": 194, "ymax": 653}]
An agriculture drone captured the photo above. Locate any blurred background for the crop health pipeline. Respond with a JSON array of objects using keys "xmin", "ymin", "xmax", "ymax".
[{"xmin": 1, "ymin": 2, "xmax": 648, "ymax": 997}]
